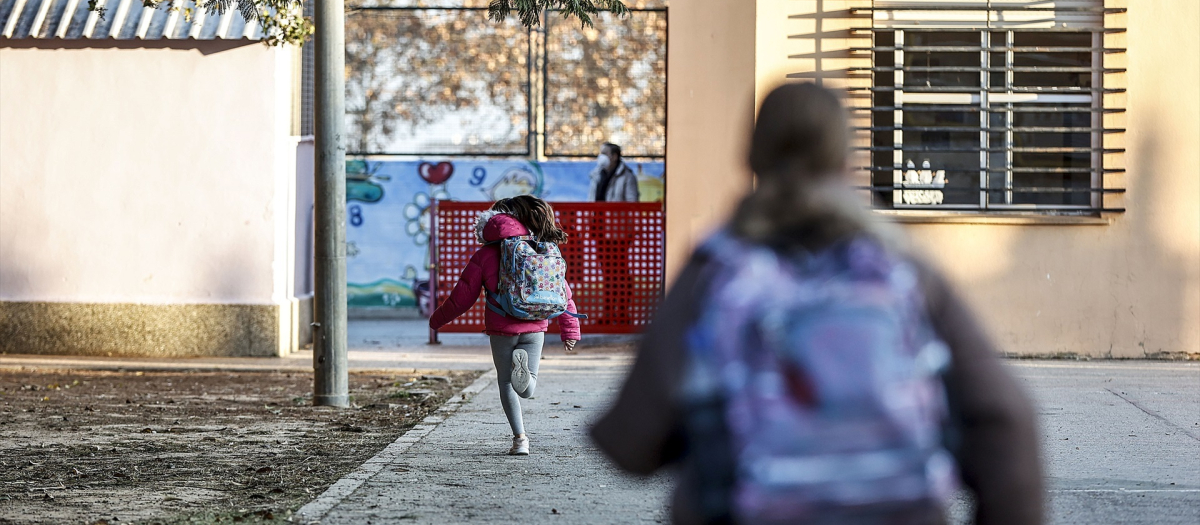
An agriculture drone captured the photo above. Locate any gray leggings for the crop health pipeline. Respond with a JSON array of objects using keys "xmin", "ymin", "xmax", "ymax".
[{"xmin": 489, "ymin": 333, "xmax": 544, "ymax": 436}]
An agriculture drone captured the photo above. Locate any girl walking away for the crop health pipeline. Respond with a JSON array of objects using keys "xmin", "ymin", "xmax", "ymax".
[
  {"xmin": 430, "ymin": 195, "xmax": 582, "ymax": 456},
  {"xmin": 591, "ymin": 83, "xmax": 1044, "ymax": 525}
]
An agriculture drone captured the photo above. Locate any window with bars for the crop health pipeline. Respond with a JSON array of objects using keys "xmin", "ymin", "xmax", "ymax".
[{"xmin": 859, "ymin": 1, "xmax": 1126, "ymax": 215}]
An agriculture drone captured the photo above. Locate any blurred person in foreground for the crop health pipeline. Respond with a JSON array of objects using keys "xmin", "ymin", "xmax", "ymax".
[{"xmin": 590, "ymin": 83, "xmax": 1043, "ymax": 525}]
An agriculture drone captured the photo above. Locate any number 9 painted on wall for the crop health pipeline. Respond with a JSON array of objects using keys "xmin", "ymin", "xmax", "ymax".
[{"xmin": 470, "ymin": 167, "xmax": 487, "ymax": 187}]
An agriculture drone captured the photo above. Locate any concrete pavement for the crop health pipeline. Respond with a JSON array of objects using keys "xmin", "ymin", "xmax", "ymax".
[
  {"xmin": 292, "ymin": 354, "xmax": 1198, "ymax": 524},
  {"xmin": 295, "ymin": 354, "xmax": 670, "ymax": 525},
  {"xmin": 1022, "ymin": 361, "xmax": 1200, "ymax": 524},
  {"xmin": 2, "ymin": 320, "xmax": 1196, "ymax": 524}
]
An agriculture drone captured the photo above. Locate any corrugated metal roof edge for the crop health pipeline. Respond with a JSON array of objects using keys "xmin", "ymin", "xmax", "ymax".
[
  {"xmin": 0, "ymin": 35, "xmax": 261, "ymax": 40},
  {"xmin": 0, "ymin": 0, "xmax": 265, "ymax": 40}
]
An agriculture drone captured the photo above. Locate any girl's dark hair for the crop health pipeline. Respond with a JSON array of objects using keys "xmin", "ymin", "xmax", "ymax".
[
  {"xmin": 733, "ymin": 82, "xmax": 879, "ymax": 250},
  {"xmin": 491, "ymin": 195, "xmax": 568, "ymax": 244}
]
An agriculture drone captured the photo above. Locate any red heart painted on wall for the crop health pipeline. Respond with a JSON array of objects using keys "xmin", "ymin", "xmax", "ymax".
[{"xmin": 418, "ymin": 162, "xmax": 455, "ymax": 185}]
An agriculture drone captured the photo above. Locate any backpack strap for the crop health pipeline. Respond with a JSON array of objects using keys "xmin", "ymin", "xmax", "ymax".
[
  {"xmin": 695, "ymin": 229, "xmax": 765, "ymax": 275},
  {"xmin": 696, "ymin": 229, "xmax": 740, "ymax": 259},
  {"xmin": 483, "ymin": 234, "xmax": 536, "ymax": 246},
  {"xmin": 484, "ymin": 289, "xmax": 590, "ymax": 320},
  {"xmin": 483, "ymin": 289, "xmax": 507, "ymax": 316}
]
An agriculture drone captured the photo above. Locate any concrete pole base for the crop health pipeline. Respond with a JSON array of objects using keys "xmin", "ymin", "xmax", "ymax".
[{"xmin": 313, "ymin": 395, "xmax": 349, "ymax": 408}]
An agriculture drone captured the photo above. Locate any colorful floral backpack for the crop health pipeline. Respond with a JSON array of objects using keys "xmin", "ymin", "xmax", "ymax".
[
  {"xmin": 486, "ymin": 235, "xmax": 586, "ymax": 321},
  {"xmin": 681, "ymin": 230, "xmax": 958, "ymax": 524}
]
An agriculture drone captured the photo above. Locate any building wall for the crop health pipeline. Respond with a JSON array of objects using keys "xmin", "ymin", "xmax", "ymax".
[
  {"xmin": 742, "ymin": 0, "xmax": 1199, "ymax": 358},
  {"xmin": 0, "ymin": 40, "xmax": 311, "ymax": 357},
  {"xmin": 664, "ymin": 0, "xmax": 758, "ymax": 280},
  {"xmin": 293, "ymin": 138, "xmax": 316, "ymax": 349}
]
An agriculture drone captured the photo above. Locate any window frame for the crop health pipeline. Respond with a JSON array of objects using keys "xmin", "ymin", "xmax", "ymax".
[{"xmin": 857, "ymin": 2, "xmax": 1127, "ymax": 217}]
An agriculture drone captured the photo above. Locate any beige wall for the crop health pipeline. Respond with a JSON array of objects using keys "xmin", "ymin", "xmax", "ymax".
[
  {"xmin": 0, "ymin": 40, "xmax": 312, "ymax": 356},
  {"xmin": 731, "ymin": 0, "xmax": 1200, "ymax": 357},
  {"xmin": 664, "ymin": 0, "xmax": 758, "ymax": 280}
]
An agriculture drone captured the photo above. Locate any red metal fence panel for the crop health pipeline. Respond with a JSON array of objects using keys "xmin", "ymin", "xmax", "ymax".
[{"xmin": 432, "ymin": 201, "xmax": 665, "ymax": 334}]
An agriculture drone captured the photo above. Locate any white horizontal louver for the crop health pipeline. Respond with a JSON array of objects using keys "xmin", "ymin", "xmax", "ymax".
[{"xmin": 871, "ymin": 0, "xmax": 1103, "ymax": 30}]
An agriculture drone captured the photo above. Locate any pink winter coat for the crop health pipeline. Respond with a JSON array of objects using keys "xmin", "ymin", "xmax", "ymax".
[{"xmin": 429, "ymin": 212, "xmax": 582, "ymax": 341}]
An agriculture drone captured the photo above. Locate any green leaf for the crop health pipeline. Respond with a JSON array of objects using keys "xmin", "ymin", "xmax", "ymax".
[{"xmin": 487, "ymin": 0, "xmax": 631, "ymax": 29}]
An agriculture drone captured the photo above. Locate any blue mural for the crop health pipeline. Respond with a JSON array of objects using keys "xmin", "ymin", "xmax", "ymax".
[
  {"xmin": 345, "ymin": 158, "xmax": 665, "ymax": 310},
  {"xmin": 346, "ymin": 160, "xmax": 387, "ymax": 203}
]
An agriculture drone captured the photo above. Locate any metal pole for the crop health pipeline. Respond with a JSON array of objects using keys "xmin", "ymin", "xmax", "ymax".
[
  {"xmin": 313, "ymin": 0, "xmax": 348, "ymax": 407},
  {"xmin": 428, "ymin": 199, "xmax": 441, "ymax": 345}
]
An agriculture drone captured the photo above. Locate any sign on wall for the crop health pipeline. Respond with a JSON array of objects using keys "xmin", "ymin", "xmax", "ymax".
[{"xmin": 345, "ymin": 159, "xmax": 665, "ymax": 309}]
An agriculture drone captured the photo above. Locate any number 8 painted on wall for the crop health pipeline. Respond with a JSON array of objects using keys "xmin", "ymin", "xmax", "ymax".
[{"xmin": 349, "ymin": 205, "xmax": 363, "ymax": 227}]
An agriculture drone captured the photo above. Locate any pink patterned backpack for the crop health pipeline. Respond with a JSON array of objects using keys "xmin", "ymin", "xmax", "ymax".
[{"xmin": 486, "ymin": 235, "xmax": 586, "ymax": 321}]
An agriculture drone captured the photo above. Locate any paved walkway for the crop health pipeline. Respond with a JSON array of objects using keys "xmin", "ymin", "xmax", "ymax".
[
  {"xmin": 292, "ymin": 358, "xmax": 1198, "ymax": 525},
  {"xmin": 296, "ymin": 355, "xmax": 670, "ymax": 525},
  {"xmin": 3, "ymin": 320, "xmax": 1196, "ymax": 524},
  {"xmin": 1023, "ymin": 361, "xmax": 1200, "ymax": 525}
]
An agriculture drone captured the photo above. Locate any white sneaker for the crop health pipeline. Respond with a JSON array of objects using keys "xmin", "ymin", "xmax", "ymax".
[
  {"xmin": 511, "ymin": 348, "xmax": 531, "ymax": 395},
  {"xmin": 508, "ymin": 436, "xmax": 529, "ymax": 456}
]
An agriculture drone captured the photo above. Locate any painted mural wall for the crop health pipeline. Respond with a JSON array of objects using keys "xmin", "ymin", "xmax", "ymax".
[{"xmin": 345, "ymin": 158, "xmax": 665, "ymax": 310}]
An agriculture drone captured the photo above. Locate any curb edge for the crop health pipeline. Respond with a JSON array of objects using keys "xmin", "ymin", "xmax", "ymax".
[{"xmin": 291, "ymin": 369, "xmax": 497, "ymax": 524}]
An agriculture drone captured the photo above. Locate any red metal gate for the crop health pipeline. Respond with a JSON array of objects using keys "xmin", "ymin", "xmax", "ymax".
[{"xmin": 431, "ymin": 201, "xmax": 665, "ymax": 335}]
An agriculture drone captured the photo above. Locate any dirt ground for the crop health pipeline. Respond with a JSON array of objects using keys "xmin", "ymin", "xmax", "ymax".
[{"xmin": 0, "ymin": 368, "xmax": 483, "ymax": 524}]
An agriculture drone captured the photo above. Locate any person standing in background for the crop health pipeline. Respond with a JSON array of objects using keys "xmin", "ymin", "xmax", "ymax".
[
  {"xmin": 589, "ymin": 142, "xmax": 640, "ymax": 202},
  {"xmin": 585, "ymin": 142, "xmax": 640, "ymax": 327}
]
